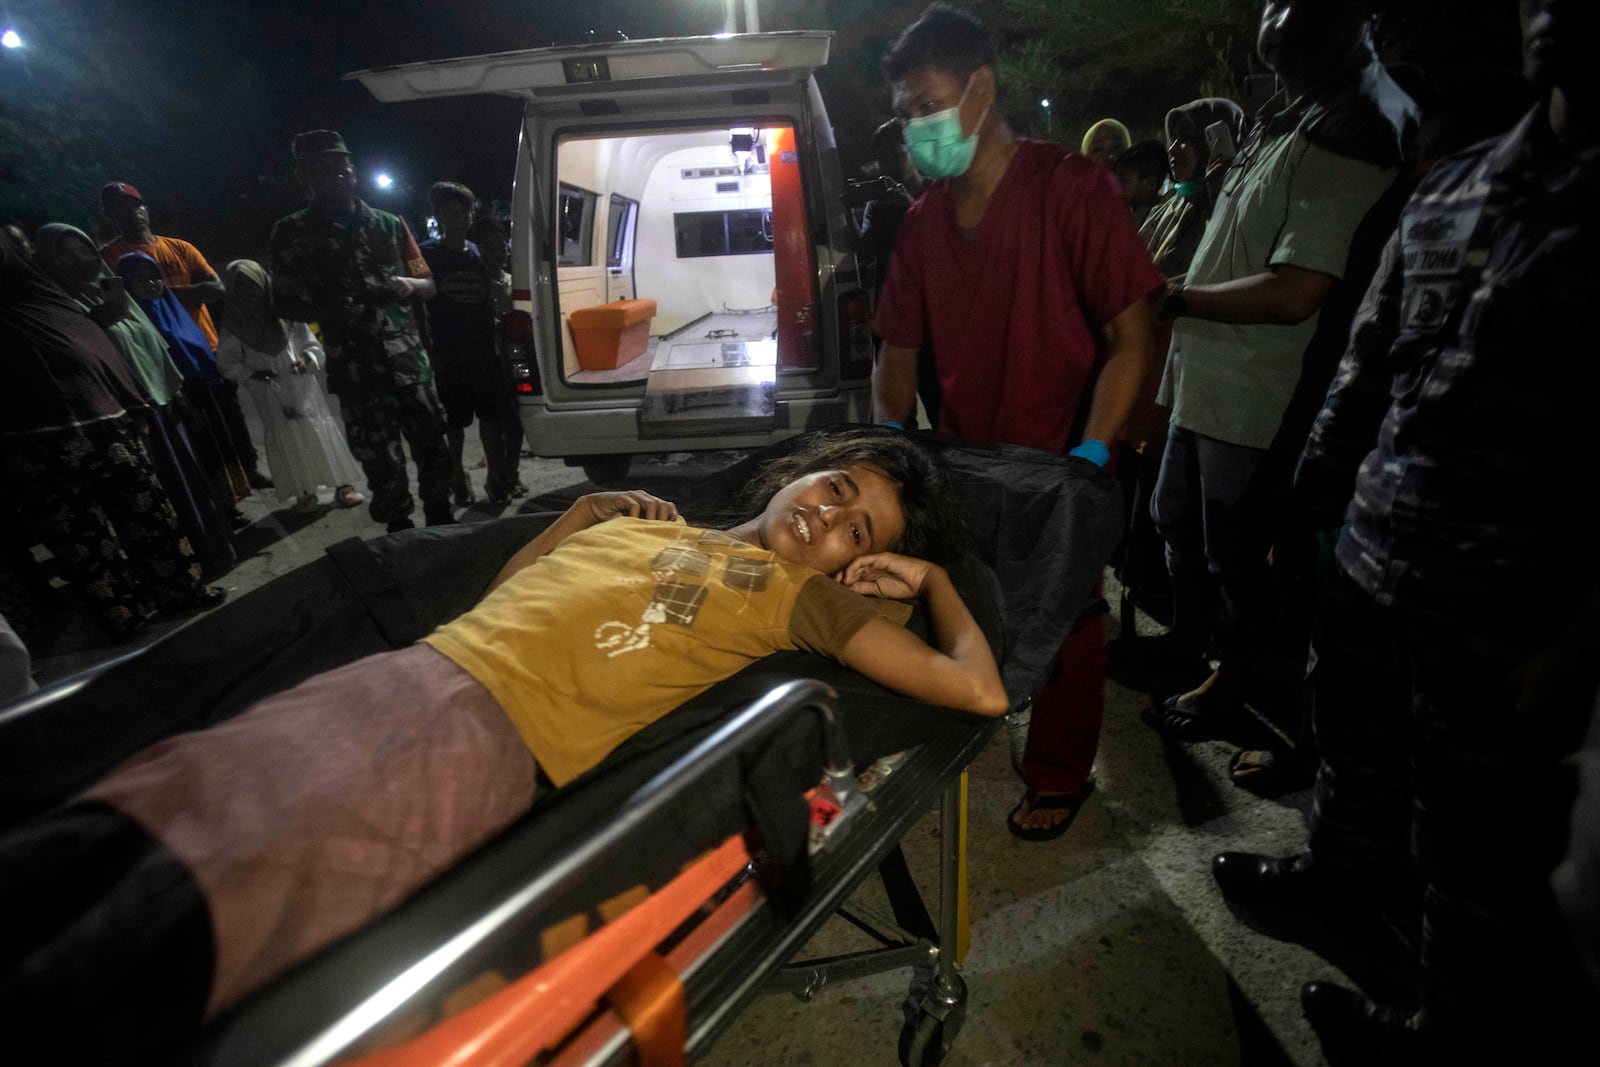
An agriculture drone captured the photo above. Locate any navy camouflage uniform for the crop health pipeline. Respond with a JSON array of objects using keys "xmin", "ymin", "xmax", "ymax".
[
  {"xmin": 1295, "ymin": 107, "xmax": 1600, "ymax": 1054},
  {"xmin": 268, "ymin": 200, "xmax": 451, "ymax": 526}
]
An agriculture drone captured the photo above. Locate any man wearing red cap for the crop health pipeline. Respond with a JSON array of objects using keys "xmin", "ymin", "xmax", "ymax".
[
  {"xmin": 100, "ymin": 181, "xmax": 272, "ymax": 489},
  {"xmin": 99, "ymin": 183, "xmax": 223, "ymax": 348}
]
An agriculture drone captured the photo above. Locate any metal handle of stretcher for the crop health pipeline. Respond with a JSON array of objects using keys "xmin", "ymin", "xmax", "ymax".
[{"xmin": 272, "ymin": 678, "xmax": 853, "ymax": 1067}]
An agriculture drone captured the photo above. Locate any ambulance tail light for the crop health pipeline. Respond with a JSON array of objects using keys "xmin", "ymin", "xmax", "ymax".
[
  {"xmin": 838, "ymin": 289, "xmax": 874, "ymax": 381},
  {"xmin": 503, "ymin": 310, "xmax": 542, "ymax": 397}
]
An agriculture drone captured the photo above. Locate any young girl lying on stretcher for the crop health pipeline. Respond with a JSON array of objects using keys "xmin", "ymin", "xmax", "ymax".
[{"xmin": 0, "ymin": 433, "xmax": 1005, "ymax": 1056}]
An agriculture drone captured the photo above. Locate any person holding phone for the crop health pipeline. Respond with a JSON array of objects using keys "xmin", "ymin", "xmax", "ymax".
[
  {"xmin": 1143, "ymin": 0, "xmax": 1417, "ymax": 741},
  {"xmin": 1116, "ymin": 98, "xmax": 1246, "ymax": 657}
]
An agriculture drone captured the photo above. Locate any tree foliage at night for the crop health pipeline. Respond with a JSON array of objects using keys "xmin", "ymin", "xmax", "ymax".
[{"xmin": 1, "ymin": 0, "xmax": 1524, "ymax": 259}]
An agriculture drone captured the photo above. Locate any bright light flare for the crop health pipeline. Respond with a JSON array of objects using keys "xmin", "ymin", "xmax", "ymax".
[
  {"xmin": 373, "ymin": 173, "xmax": 394, "ymax": 190},
  {"xmin": 1, "ymin": 29, "xmax": 23, "ymax": 49},
  {"xmin": 1040, "ymin": 98, "xmax": 1050, "ymax": 108}
]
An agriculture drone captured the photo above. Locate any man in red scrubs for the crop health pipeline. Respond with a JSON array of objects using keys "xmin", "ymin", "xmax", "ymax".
[{"xmin": 873, "ymin": 3, "xmax": 1162, "ymax": 839}]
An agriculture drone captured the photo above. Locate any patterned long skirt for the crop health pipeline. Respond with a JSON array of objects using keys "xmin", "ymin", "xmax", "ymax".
[{"xmin": 3, "ymin": 416, "xmax": 209, "ymax": 634}]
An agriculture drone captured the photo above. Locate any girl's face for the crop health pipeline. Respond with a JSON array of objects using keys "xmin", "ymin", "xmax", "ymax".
[
  {"xmin": 232, "ymin": 276, "xmax": 268, "ymax": 314},
  {"xmin": 54, "ymin": 234, "xmax": 104, "ymax": 286},
  {"xmin": 755, "ymin": 464, "xmax": 907, "ymax": 577},
  {"xmin": 127, "ymin": 261, "xmax": 164, "ymax": 301}
]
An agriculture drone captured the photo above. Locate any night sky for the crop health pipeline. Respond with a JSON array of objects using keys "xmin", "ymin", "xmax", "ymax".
[
  {"xmin": 1, "ymin": 1, "xmax": 826, "ymax": 262},
  {"xmin": 1, "ymin": 0, "xmax": 1523, "ymax": 264}
]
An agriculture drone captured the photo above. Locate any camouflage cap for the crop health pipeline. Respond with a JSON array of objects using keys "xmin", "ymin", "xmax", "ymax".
[{"xmin": 291, "ymin": 129, "xmax": 351, "ymax": 160}]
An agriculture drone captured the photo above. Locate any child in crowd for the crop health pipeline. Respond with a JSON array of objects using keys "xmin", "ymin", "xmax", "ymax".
[{"xmin": 217, "ymin": 260, "xmax": 365, "ymax": 514}]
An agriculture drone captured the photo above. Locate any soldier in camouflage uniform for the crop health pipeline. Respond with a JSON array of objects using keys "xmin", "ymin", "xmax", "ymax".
[{"xmin": 268, "ymin": 130, "xmax": 453, "ymax": 532}]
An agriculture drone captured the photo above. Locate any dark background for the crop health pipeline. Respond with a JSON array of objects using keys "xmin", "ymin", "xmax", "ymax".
[{"xmin": 1, "ymin": 0, "xmax": 1521, "ymax": 266}]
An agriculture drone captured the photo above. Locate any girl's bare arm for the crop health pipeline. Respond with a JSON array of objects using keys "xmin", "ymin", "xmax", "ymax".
[{"xmin": 837, "ymin": 554, "xmax": 1008, "ymax": 716}]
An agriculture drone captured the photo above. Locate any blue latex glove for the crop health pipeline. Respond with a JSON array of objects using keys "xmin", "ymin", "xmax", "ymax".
[
  {"xmin": 882, "ymin": 421, "xmax": 905, "ymax": 431},
  {"xmin": 1068, "ymin": 439, "xmax": 1110, "ymax": 468}
]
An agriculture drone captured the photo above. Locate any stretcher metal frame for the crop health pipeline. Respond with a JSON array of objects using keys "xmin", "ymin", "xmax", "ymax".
[{"xmin": 173, "ymin": 678, "xmax": 996, "ymax": 1067}]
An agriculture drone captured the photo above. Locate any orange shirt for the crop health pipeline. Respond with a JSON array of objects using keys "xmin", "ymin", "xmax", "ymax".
[{"xmin": 101, "ymin": 234, "xmax": 220, "ymax": 351}]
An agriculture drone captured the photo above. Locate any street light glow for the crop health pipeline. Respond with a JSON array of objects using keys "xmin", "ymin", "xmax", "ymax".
[
  {"xmin": 1, "ymin": 29, "xmax": 22, "ymax": 49},
  {"xmin": 1040, "ymin": 98, "xmax": 1050, "ymax": 108},
  {"xmin": 373, "ymin": 172, "xmax": 394, "ymax": 190}
]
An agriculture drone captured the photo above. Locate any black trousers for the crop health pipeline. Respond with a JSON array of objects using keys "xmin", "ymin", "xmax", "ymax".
[
  {"xmin": 0, "ymin": 800, "xmax": 212, "ymax": 1064},
  {"xmin": 1308, "ymin": 567, "xmax": 1598, "ymax": 1055}
]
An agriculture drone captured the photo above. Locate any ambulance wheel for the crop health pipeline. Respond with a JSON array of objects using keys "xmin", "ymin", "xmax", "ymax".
[
  {"xmin": 898, "ymin": 1011, "xmax": 948, "ymax": 1067},
  {"xmin": 580, "ymin": 455, "xmax": 632, "ymax": 486}
]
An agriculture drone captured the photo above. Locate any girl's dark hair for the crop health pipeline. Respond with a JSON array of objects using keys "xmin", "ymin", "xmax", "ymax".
[
  {"xmin": 737, "ymin": 430, "xmax": 964, "ymax": 565},
  {"xmin": 881, "ymin": 3, "xmax": 996, "ymax": 83}
]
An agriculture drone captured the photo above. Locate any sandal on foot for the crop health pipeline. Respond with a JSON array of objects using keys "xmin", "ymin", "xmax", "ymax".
[
  {"xmin": 334, "ymin": 485, "xmax": 366, "ymax": 508},
  {"xmin": 1007, "ymin": 781, "xmax": 1096, "ymax": 842},
  {"xmin": 1141, "ymin": 694, "xmax": 1224, "ymax": 741},
  {"xmin": 290, "ymin": 491, "xmax": 320, "ymax": 514},
  {"xmin": 1228, "ymin": 748, "xmax": 1314, "ymax": 795}
]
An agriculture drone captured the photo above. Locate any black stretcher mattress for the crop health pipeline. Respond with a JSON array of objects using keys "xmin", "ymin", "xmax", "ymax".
[{"xmin": 0, "ymin": 429, "xmax": 1123, "ymax": 1064}]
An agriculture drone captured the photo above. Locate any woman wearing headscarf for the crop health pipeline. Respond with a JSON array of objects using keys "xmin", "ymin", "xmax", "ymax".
[
  {"xmin": 0, "ymin": 228, "xmax": 222, "ymax": 634},
  {"xmin": 34, "ymin": 225, "xmax": 239, "ymax": 576},
  {"xmin": 1080, "ymin": 117, "xmax": 1132, "ymax": 165},
  {"xmin": 217, "ymin": 260, "xmax": 364, "ymax": 514},
  {"xmin": 1139, "ymin": 98, "xmax": 1245, "ymax": 281},
  {"xmin": 1115, "ymin": 98, "xmax": 1246, "ymax": 639},
  {"xmin": 117, "ymin": 250, "xmax": 253, "ymax": 514}
]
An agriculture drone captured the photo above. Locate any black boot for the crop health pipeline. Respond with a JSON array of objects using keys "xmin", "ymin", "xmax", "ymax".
[{"xmin": 1301, "ymin": 981, "xmax": 1428, "ymax": 1066}]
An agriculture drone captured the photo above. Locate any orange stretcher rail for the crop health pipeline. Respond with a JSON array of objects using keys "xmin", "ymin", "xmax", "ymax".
[{"xmin": 347, "ymin": 834, "xmax": 752, "ymax": 1067}]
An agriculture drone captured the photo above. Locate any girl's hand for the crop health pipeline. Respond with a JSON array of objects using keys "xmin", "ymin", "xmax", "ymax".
[
  {"xmin": 842, "ymin": 552, "xmax": 939, "ymax": 601},
  {"xmin": 579, "ymin": 490, "xmax": 679, "ymax": 524}
]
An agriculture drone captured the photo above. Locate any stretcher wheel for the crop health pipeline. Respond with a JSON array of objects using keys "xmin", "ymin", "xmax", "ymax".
[
  {"xmin": 897, "ymin": 972, "xmax": 966, "ymax": 1067},
  {"xmin": 898, "ymin": 1012, "xmax": 947, "ymax": 1067}
]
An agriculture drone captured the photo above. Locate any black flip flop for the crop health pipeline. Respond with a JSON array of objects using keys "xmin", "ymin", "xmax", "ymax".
[
  {"xmin": 1140, "ymin": 693, "xmax": 1219, "ymax": 741},
  {"xmin": 1007, "ymin": 780, "xmax": 1096, "ymax": 842}
]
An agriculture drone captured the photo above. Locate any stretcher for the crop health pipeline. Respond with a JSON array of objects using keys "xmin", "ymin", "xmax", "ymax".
[{"xmin": 0, "ymin": 430, "xmax": 1123, "ymax": 1067}]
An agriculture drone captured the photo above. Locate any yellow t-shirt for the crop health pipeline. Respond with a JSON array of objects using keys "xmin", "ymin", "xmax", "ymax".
[{"xmin": 424, "ymin": 518, "xmax": 911, "ymax": 786}]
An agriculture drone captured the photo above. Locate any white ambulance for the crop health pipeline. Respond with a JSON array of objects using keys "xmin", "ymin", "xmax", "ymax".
[{"xmin": 349, "ymin": 32, "xmax": 875, "ymax": 483}]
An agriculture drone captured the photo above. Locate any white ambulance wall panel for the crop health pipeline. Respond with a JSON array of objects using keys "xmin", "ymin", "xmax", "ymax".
[{"xmin": 633, "ymin": 144, "xmax": 776, "ymax": 336}]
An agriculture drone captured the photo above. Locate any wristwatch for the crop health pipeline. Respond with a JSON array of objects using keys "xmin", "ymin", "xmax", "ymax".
[{"xmin": 1165, "ymin": 285, "xmax": 1188, "ymax": 320}]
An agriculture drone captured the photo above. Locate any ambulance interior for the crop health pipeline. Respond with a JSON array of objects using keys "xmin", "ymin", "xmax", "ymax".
[{"xmin": 554, "ymin": 122, "xmax": 819, "ymax": 388}]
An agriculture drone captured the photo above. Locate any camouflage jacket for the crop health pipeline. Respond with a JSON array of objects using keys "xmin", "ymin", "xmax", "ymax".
[
  {"xmin": 1300, "ymin": 106, "xmax": 1600, "ymax": 642},
  {"xmin": 268, "ymin": 199, "xmax": 433, "ymax": 398}
]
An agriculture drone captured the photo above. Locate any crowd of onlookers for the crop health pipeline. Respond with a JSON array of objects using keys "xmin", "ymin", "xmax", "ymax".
[
  {"xmin": 860, "ymin": 1, "xmax": 1597, "ymax": 1061},
  {"xmin": 3, "ymin": 0, "xmax": 1597, "ymax": 1060},
  {"xmin": 2, "ymin": 135, "xmax": 522, "ymax": 671}
]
